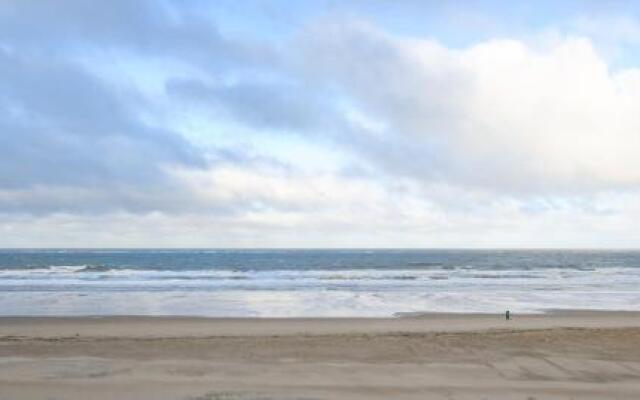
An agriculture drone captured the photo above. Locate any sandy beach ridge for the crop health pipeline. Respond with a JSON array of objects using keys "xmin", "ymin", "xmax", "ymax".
[{"xmin": 1, "ymin": 311, "xmax": 640, "ymax": 399}]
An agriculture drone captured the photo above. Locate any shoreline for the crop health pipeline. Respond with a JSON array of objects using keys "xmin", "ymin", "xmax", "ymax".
[
  {"xmin": 2, "ymin": 309, "xmax": 640, "ymax": 338},
  {"xmin": 2, "ymin": 311, "xmax": 640, "ymax": 399}
]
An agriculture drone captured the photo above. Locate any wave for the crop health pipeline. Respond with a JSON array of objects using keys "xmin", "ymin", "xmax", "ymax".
[
  {"xmin": 75, "ymin": 265, "xmax": 112, "ymax": 273},
  {"xmin": 1, "ymin": 266, "xmax": 640, "ymax": 289},
  {"xmin": 467, "ymin": 273, "xmax": 544, "ymax": 279}
]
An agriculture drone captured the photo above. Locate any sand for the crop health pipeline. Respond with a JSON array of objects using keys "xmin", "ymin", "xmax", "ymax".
[{"xmin": 1, "ymin": 311, "xmax": 640, "ymax": 399}]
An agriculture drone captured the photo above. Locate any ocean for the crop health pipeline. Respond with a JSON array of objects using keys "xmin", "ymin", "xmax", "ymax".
[{"xmin": 1, "ymin": 249, "xmax": 639, "ymax": 317}]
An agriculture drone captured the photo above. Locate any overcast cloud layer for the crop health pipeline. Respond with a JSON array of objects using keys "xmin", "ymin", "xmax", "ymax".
[{"xmin": 1, "ymin": 0, "xmax": 640, "ymax": 247}]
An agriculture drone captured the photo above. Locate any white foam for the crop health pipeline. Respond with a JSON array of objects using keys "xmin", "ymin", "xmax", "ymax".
[{"xmin": 2, "ymin": 266, "xmax": 640, "ymax": 316}]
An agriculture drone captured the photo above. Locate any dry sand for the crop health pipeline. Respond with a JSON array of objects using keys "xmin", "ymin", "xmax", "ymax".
[{"xmin": 1, "ymin": 311, "xmax": 640, "ymax": 399}]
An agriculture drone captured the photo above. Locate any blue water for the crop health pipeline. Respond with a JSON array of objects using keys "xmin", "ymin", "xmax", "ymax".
[
  {"xmin": 2, "ymin": 248, "xmax": 637, "ymax": 270},
  {"xmin": 1, "ymin": 249, "xmax": 639, "ymax": 316}
]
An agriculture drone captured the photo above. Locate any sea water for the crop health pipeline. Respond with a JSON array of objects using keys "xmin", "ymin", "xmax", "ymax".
[{"xmin": 0, "ymin": 249, "xmax": 639, "ymax": 317}]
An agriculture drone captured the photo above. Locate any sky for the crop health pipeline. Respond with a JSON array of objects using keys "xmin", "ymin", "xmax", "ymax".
[{"xmin": 2, "ymin": 0, "xmax": 640, "ymax": 248}]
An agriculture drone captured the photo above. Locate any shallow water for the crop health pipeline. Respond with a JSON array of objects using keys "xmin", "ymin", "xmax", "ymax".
[{"xmin": 1, "ymin": 249, "xmax": 639, "ymax": 316}]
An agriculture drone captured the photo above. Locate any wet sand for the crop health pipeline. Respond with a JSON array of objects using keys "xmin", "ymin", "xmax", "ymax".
[{"xmin": 1, "ymin": 311, "xmax": 640, "ymax": 399}]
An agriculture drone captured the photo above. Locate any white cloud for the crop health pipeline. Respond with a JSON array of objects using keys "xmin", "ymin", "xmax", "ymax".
[
  {"xmin": 4, "ymin": 160, "xmax": 640, "ymax": 248},
  {"xmin": 2, "ymin": 4, "xmax": 640, "ymax": 247},
  {"xmin": 300, "ymin": 21, "xmax": 640, "ymax": 194},
  {"xmin": 168, "ymin": 163, "xmax": 439, "ymax": 227}
]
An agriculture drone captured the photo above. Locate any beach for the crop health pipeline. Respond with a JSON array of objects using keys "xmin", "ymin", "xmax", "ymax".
[
  {"xmin": 1, "ymin": 311, "xmax": 640, "ymax": 399},
  {"xmin": 4, "ymin": 0, "xmax": 640, "ymax": 397}
]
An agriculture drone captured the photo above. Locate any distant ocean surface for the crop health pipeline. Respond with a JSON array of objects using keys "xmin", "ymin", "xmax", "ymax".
[{"xmin": 1, "ymin": 249, "xmax": 639, "ymax": 317}]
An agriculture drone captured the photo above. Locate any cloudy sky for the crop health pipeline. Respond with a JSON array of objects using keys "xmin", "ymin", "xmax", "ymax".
[{"xmin": 2, "ymin": 0, "xmax": 640, "ymax": 248}]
